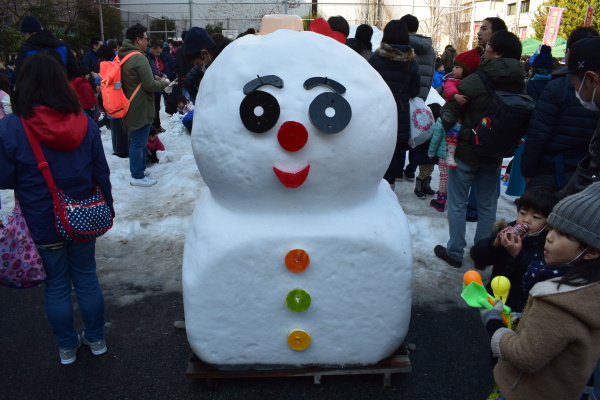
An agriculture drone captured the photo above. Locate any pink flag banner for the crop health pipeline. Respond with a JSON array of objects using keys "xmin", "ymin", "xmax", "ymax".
[
  {"xmin": 520, "ymin": 27, "xmax": 528, "ymax": 40},
  {"xmin": 542, "ymin": 7, "xmax": 565, "ymax": 46},
  {"xmin": 584, "ymin": 7, "xmax": 595, "ymax": 27}
]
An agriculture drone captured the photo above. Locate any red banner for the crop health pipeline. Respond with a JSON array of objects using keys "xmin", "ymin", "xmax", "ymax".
[
  {"xmin": 474, "ymin": 23, "xmax": 481, "ymax": 41},
  {"xmin": 542, "ymin": 7, "xmax": 565, "ymax": 46},
  {"xmin": 584, "ymin": 7, "xmax": 595, "ymax": 27}
]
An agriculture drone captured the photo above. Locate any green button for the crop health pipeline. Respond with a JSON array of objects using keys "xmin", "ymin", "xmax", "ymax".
[{"xmin": 286, "ymin": 288, "xmax": 311, "ymax": 312}]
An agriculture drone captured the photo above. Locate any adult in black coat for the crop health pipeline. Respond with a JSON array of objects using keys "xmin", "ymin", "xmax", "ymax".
[
  {"xmin": 521, "ymin": 27, "xmax": 600, "ymax": 191},
  {"xmin": 17, "ymin": 16, "xmax": 78, "ymax": 80},
  {"xmin": 521, "ymin": 72, "xmax": 600, "ymax": 190},
  {"xmin": 369, "ymin": 20, "xmax": 420, "ymax": 187},
  {"xmin": 175, "ymin": 30, "xmax": 195, "ymax": 100}
]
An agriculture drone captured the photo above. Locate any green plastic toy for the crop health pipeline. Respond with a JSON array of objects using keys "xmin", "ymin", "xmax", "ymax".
[{"xmin": 461, "ymin": 270, "xmax": 512, "ymax": 327}]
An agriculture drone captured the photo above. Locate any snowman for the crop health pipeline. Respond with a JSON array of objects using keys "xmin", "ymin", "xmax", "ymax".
[{"xmin": 183, "ymin": 29, "xmax": 413, "ymax": 368}]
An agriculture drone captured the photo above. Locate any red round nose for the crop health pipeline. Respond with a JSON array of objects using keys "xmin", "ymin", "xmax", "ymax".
[{"xmin": 277, "ymin": 121, "xmax": 308, "ymax": 152}]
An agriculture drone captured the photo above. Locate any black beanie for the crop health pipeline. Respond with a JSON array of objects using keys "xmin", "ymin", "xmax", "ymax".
[{"xmin": 21, "ymin": 16, "xmax": 43, "ymax": 33}]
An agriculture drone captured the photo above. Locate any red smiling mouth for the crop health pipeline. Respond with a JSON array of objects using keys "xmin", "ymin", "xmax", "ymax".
[{"xmin": 273, "ymin": 165, "xmax": 310, "ymax": 188}]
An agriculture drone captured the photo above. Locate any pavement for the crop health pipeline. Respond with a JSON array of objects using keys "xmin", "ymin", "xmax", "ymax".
[{"xmin": 1, "ymin": 284, "xmax": 495, "ymax": 400}]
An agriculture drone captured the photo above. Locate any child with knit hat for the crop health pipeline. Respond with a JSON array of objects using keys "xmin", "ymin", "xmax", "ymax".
[
  {"xmin": 442, "ymin": 47, "xmax": 483, "ymax": 168},
  {"xmin": 480, "ymin": 182, "xmax": 600, "ymax": 400}
]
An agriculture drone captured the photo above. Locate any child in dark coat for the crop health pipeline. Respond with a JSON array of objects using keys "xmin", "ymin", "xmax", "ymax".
[{"xmin": 470, "ymin": 186, "xmax": 557, "ymax": 312}]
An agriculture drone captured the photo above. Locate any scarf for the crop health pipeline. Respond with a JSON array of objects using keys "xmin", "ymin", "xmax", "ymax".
[{"xmin": 522, "ymin": 261, "xmax": 571, "ymax": 295}]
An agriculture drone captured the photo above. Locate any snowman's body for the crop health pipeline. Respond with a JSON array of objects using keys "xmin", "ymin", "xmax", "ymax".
[{"xmin": 183, "ymin": 30, "xmax": 413, "ymax": 368}]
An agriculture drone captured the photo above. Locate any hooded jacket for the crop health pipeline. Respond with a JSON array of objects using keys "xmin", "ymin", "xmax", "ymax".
[
  {"xmin": 0, "ymin": 107, "xmax": 113, "ymax": 243},
  {"xmin": 70, "ymin": 77, "xmax": 98, "ymax": 109},
  {"xmin": 16, "ymin": 31, "xmax": 78, "ymax": 80},
  {"xmin": 408, "ymin": 33, "xmax": 436, "ymax": 100},
  {"xmin": 441, "ymin": 57, "xmax": 525, "ymax": 166},
  {"xmin": 369, "ymin": 43, "xmax": 420, "ymax": 146},
  {"xmin": 118, "ymin": 39, "xmax": 165, "ymax": 132},
  {"xmin": 440, "ymin": 46, "xmax": 456, "ymax": 69},
  {"xmin": 491, "ymin": 280, "xmax": 600, "ymax": 400}
]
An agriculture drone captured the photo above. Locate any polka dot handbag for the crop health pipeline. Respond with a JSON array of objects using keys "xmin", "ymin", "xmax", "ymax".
[
  {"xmin": 54, "ymin": 186, "xmax": 113, "ymax": 242},
  {"xmin": 23, "ymin": 119, "xmax": 114, "ymax": 242},
  {"xmin": 0, "ymin": 198, "xmax": 46, "ymax": 289}
]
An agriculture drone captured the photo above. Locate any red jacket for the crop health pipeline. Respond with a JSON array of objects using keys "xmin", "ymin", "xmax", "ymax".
[
  {"xmin": 146, "ymin": 135, "xmax": 165, "ymax": 153},
  {"xmin": 70, "ymin": 77, "xmax": 98, "ymax": 109}
]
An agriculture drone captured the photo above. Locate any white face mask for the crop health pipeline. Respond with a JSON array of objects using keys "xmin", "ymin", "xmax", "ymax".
[{"xmin": 575, "ymin": 75, "xmax": 599, "ymax": 111}]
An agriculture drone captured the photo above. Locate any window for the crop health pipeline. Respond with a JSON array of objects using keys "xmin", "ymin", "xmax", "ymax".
[
  {"xmin": 521, "ymin": 1, "xmax": 530, "ymax": 13},
  {"xmin": 507, "ymin": 3, "xmax": 517, "ymax": 16}
]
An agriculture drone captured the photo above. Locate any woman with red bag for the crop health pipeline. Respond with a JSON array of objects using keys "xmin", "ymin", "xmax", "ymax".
[{"xmin": 0, "ymin": 53, "xmax": 114, "ymax": 365}]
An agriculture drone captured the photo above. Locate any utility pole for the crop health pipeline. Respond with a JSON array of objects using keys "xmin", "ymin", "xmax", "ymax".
[
  {"xmin": 98, "ymin": 0, "xmax": 105, "ymax": 42},
  {"xmin": 189, "ymin": 0, "xmax": 194, "ymax": 28},
  {"xmin": 312, "ymin": 0, "xmax": 317, "ymax": 16}
]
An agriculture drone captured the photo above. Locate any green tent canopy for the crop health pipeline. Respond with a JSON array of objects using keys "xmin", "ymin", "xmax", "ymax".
[
  {"xmin": 521, "ymin": 37, "xmax": 566, "ymax": 58},
  {"xmin": 521, "ymin": 37, "xmax": 541, "ymax": 55}
]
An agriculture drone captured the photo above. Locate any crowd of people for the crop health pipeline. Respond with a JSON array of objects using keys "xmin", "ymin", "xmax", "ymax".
[{"xmin": 1, "ymin": 12, "xmax": 599, "ymax": 400}]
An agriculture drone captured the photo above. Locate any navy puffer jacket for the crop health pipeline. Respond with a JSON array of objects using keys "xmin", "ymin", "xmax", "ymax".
[
  {"xmin": 0, "ymin": 109, "xmax": 113, "ymax": 244},
  {"xmin": 521, "ymin": 74, "xmax": 600, "ymax": 185},
  {"xmin": 368, "ymin": 43, "xmax": 420, "ymax": 147}
]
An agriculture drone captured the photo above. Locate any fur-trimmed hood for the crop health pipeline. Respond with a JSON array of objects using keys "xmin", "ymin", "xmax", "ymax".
[
  {"xmin": 530, "ymin": 280, "xmax": 600, "ymax": 329},
  {"xmin": 374, "ymin": 43, "xmax": 415, "ymax": 62}
]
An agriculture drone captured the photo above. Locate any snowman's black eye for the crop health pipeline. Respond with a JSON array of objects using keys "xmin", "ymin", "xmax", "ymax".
[
  {"xmin": 239, "ymin": 90, "xmax": 280, "ymax": 133},
  {"xmin": 304, "ymin": 77, "xmax": 352, "ymax": 134},
  {"xmin": 308, "ymin": 92, "xmax": 352, "ymax": 134}
]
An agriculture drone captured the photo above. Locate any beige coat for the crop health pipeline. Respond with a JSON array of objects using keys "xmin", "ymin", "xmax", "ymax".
[{"xmin": 491, "ymin": 280, "xmax": 600, "ymax": 400}]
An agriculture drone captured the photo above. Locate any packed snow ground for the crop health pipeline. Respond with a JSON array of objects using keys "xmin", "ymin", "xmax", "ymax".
[{"xmin": 0, "ymin": 109, "xmax": 516, "ymax": 309}]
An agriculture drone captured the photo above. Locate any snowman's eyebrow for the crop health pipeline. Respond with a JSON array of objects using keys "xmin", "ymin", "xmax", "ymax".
[
  {"xmin": 243, "ymin": 75, "xmax": 284, "ymax": 94},
  {"xmin": 303, "ymin": 77, "xmax": 346, "ymax": 94}
]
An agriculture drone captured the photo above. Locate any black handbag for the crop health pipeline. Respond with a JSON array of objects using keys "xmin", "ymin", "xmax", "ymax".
[{"xmin": 557, "ymin": 154, "xmax": 600, "ymax": 199}]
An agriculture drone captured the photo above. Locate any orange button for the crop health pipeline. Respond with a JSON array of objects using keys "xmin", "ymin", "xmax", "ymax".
[
  {"xmin": 285, "ymin": 249, "xmax": 310, "ymax": 273},
  {"xmin": 288, "ymin": 329, "xmax": 311, "ymax": 351}
]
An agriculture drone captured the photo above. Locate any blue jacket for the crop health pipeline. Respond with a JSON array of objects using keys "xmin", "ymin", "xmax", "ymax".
[
  {"xmin": 0, "ymin": 108, "xmax": 113, "ymax": 243},
  {"xmin": 432, "ymin": 70, "xmax": 444, "ymax": 89},
  {"xmin": 159, "ymin": 51, "xmax": 177, "ymax": 81},
  {"xmin": 81, "ymin": 49, "xmax": 100, "ymax": 73},
  {"xmin": 525, "ymin": 72, "xmax": 551, "ymax": 102},
  {"xmin": 427, "ymin": 118, "xmax": 446, "ymax": 158},
  {"xmin": 521, "ymin": 74, "xmax": 600, "ymax": 185}
]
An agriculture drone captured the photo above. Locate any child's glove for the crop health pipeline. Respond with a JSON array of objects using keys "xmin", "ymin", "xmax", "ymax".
[
  {"xmin": 510, "ymin": 312, "xmax": 522, "ymax": 329},
  {"xmin": 480, "ymin": 299, "xmax": 504, "ymax": 326}
]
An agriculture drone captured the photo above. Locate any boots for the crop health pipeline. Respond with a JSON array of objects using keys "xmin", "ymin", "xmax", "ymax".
[
  {"xmin": 414, "ymin": 177, "xmax": 426, "ymax": 199},
  {"xmin": 446, "ymin": 121, "xmax": 461, "ymax": 167},
  {"xmin": 423, "ymin": 176, "xmax": 435, "ymax": 196},
  {"xmin": 430, "ymin": 192, "xmax": 447, "ymax": 212}
]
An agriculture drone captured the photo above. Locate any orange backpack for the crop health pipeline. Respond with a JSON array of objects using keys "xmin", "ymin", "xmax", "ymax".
[{"xmin": 99, "ymin": 52, "xmax": 143, "ymax": 118}]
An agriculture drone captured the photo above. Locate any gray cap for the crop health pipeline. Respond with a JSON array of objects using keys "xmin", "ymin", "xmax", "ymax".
[{"xmin": 547, "ymin": 182, "xmax": 600, "ymax": 250}]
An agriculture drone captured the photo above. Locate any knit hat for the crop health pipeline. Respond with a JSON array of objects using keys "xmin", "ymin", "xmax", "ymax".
[
  {"xmin": 183, "ymin": 27, "xmax": 216, "ymax": 55},
  {"xmin": 453, "ymin": 48, "xmax": 482, "ymax": 74},
  {"xmin": 547, "ymin": 182, "xmax": 600, "ymax": 250},
  {"xmin": 568, "ymin": 36, "xmax": 600, "ymax": 74},
  {"xmin": 531, "ymin": 45, "xmax": 553, "ymax": 69},
  {"xmin": 21, "ymin": 16, "xmax": 42, "ymax": 33}
]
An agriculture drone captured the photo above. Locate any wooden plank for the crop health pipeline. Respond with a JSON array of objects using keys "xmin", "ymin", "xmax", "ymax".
[{"xmin": 186, "ymin": 349, "xmax": 412, "ymax": 386}]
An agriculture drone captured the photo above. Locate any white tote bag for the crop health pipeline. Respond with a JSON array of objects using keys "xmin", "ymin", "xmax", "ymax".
[{"xmin": 408, "ymin": 97, "xmax": 435, "ymax": 148}]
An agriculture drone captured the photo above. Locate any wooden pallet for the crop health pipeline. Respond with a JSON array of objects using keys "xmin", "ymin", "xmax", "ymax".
[{"xmin": 186, "ymin": 346, "xmax": 412, "ymax": 388}]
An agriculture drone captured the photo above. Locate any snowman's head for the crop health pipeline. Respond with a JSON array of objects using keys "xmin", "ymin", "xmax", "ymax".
[{"xmin": 192, "ymin": 30, "xmax": 397, "ymax": 212}]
